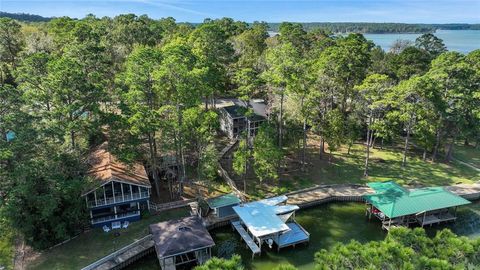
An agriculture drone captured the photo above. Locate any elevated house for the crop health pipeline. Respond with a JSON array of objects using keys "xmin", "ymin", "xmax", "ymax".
[
  {"xmin": 150, "ymin": 216, "xmax": 215, "ymax": 270},
  {"xmin": 82, "ymin": 143, "xmax": 151, "ymax": 227},
  {"xmin": 364, "ymin": 181, "xmax": 471, "ymax": 231},
  {"xmin": 218, "ymin": 99, "xmax": 267, "ymax": 139}
]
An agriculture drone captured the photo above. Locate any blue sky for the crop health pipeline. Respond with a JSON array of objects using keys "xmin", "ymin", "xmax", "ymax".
[{"xmin": 1, "ymin": 0, "xmax": 479, "ymax": 23}]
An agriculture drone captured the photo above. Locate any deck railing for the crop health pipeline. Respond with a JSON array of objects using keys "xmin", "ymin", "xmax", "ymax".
[
  {"xmin": 88, "ymin": 192, "xmax": 149, "ymax": 208},
  {"xmin": 91, "ymin": 211, "xmax": 140, "ymax": 225}
]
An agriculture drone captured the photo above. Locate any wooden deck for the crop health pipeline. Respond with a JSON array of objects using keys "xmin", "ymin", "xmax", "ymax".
[
  {"xmin": 276, "ymin": 222, "xmax": 310, "ymax": 250},
  {"xmin": 231, "ymin": 221, "xmax": 261, "ymax": 257},
  {"xmin": 81, "ymin": 235, "xmax": 154, "ymax": 270},
  {"xmin": 416, "ymin": 212, "xmax": 457, "ymax": 226}
]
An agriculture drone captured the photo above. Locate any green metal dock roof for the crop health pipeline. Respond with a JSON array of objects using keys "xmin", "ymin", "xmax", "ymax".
[
  {"xmin": 206, "ymin": 193, "xmax": 241, "ymax": 209},
  {"xmin": 363, "ymin": 181, "xmax": 471, "ymax": 218}
]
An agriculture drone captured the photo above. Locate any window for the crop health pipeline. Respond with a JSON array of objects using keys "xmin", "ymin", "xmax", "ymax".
[
  {"xmin": 113, "ymin": 182, "xmax": 122, "ymax": 198},
  {"xmin": 95, "ymin": 188, "xmax": 105, "ymax": 202},
  {"xmin": 87, "ymin": 193, "xmax": 95, "ymax": 205},
  {"xmin": 132, "ymin": 185, "xmax": 139, "ymax": 195},
  {"xmin": 104, "ymin": 183, "xmax": 113, "ymax": 198},
  {"xmin": 122, "ymin": 183, "xmax": 131, "ymax": 197}
]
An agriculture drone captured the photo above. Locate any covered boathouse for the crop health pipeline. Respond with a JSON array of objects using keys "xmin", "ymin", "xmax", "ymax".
[
  {"xmin": 82, "ymin": 142, "xmax": 151, "ymax": 227},
  {"xmin": 364, "ymin": 181, "xmax": 471, "ymax": 231},
  {"xmin": 150, "ymin": 216, "xmax": 215, "ymax": 270},
  {"xmin": 232, "ymin": 195, "xmax": 310, "ymax": 258}
]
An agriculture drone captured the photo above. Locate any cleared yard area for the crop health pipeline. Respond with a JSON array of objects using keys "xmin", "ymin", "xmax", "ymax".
[
  {"xmin": 454, "ymin": 143, "xmax": 480, "ymax": 168},
  {"xmin": 243, "ymin": 137, "xmax": 480, "ymax": 198},
  {"xmin": 27, "ymin": 208, "xmax": 190, "ymax": 270}
]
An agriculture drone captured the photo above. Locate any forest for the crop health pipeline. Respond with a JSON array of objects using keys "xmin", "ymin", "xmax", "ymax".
[
  {"xmin": 0, "ymin": 13, "xmax": 479, "ymax": 268},
  {"xmin": 2, "ymin": 12, "xmax": 480, "ymax": 32}
]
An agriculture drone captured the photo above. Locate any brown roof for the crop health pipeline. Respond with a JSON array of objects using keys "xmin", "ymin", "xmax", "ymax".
[
  {"xmin": 87, "ymin": 142, "xmax": 151, "ymax": 188},
  {"xmin": 149, "ymin": 216, "xmax": 215, "ymax": 258}
]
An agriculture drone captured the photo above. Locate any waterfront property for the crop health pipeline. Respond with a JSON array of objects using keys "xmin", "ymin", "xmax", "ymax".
[
  {"xmin": 218, "ymin": 99, "xmax": 267, "ymax": 139},
  {"xmin": 149, "ymin": 216, "xmax": 215, "ymax": 270},
  {"xmin": 232, "ymin": 195, "xmax": 310, "ymax": 257},
  {"xmin": 82, "ymin": 142, "xmax": 151, "ymax": 227},
  {"xmin": 364, "ymin": 181, "xmax": 471, "ymax": 231}
]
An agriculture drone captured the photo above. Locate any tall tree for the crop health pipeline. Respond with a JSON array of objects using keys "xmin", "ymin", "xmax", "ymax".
[
  {"xmin": 427, "ymin": 52, "xmax": 480, "ymax": 162},
  {"xmin": 315, "ymin": 33, "xmax": 373, "ymax": 117},
  {"xmin": 153, "ymin": 39, "xmax": 203, "ymax": 194},
  {"xmin": 415, "ymin": 33, "xmax": 447, "ymax": 58},
  {"xmin": 387, "ymin": 76, "xmax": 434, "ymax": 167},
  {"xmin": 354, "ymin": 74, "xmax": 393, "ymax": 176},
  {"xmin": 120, "ymin": 45, "xmax": 163, "ymax": 197},
  {"xmin": 263, "ymin": 42, "xmax": 303, "ymax": 148},
  {"xmin": 0, "ymin": 18, "xmax": 24, "ymax": 83},
  {"xmin": 253, "ymin": 124, "xmax": 282, "ymax": 182},
  {"xmin": 189, "ymin": 23, "xmax": 234, "ymax": 108}
]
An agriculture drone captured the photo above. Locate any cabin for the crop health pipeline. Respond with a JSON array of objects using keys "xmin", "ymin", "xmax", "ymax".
[
  {"xmin": 363, "ymin": 181, "xmax": 471, "ymax": 231},
  {"xmin": 204, "ymin": 193, "xmax": 241, "ymax": 218},
  {"xmin": 218, "ymin": 99, "xmax": 267, "ymax": 139},
  {"xmin": 82, "ymin": 143, "xmax": 151, "ymax": 227},
  {"xmin": 150, "ymin": 216, "xmax": 215, "ymax": 270},
  {"xmin": 231, "ymin": 195, "xmax": 310, "ymax": 258}
]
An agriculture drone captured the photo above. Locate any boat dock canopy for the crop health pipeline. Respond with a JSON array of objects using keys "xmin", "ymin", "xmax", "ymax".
[
  {"xmin": 233, "ymin": 197, "xmax": 291, "ymax": 238},
  {"xmin": 363, "ymin": 181, "xmax": 471, "ymax": 219},
  {"xmin": 232, "ymin": 195, "xmax": 309, "ymax": 255}
]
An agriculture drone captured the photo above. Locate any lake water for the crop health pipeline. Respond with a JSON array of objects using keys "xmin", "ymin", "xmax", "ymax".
[
  {"xmin": 364, "ymin": 30, "xmax": 480, "ymax": 54},
  {"xmin": 127, "ymin": 201, "xmax": 480, "ymax": 270}
]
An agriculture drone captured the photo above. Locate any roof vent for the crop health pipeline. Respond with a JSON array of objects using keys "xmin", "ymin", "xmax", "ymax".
[{"xmin": 178, "ymin": 226, "xmax": 191, "ymax": 232}]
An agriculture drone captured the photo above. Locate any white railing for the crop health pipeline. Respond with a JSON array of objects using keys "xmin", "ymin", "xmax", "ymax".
[
  {"xmin": 91, "ymin": 211, "xmax": 140, "ymax": 224},
  {"xmin": 88, "ymin": 192, "xmax": 149, "ymax": 207}
]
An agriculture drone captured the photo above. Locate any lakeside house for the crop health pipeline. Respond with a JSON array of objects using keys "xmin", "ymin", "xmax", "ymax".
[
  {"xmin": 218, "ymin": 99, "xmax": 267, "ymax": 139},
  {"xmin": 364, "ymin": 181, "xmax": 471, "ymax": 230},
  {"xmin": 82, "ymin": 142, "xmax": 151, "ymax": 227}
]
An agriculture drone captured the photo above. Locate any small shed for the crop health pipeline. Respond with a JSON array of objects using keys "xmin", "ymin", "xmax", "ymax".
[
  {"xmin": 364, "ymin": 181, "xmax": 471, "ymax": 230},
  {"xmin": 150, "ymin": 216, "xmax": 215, "ymax": 270},
  {"xmin": 205, "ymin": 193, "xmax": 241, "ymax": 218}
]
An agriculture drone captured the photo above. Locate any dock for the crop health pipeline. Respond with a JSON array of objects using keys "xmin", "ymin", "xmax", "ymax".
[
  {"xmin": 80, "ymin": 182, "xmax": 480, "ymax": 269},
  {"xmin": 81, "ymin": 235, "xmax": 154, "ymax": 270},
  {"xmin": 276, "ymin": 222, "xmax": 310, "ymax": 251},
  {"xmin": 231, "ymin": 221, "xmax": 261, "ymax": 258}
]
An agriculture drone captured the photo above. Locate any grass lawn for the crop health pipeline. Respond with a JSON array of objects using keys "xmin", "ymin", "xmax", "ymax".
[
  {"xmin": 27, "ymin": 207, "xmax": 191, "ymax": 270},
  {"xmin": 244, "ymin": 136, "xmax": 480, "ymax": 198},
  {"xmin": 453, "ymin": 143, "xmax": 480, "ymax": 168}
]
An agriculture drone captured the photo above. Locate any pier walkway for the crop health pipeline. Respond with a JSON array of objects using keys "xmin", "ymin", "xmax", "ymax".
[
  {"xmin": 231, "ymin": 221, "xmax": 261, "ymax": 258},
  {"xmin": 286, "ymin": 182, "xmax": 480, "ymax": 209}
]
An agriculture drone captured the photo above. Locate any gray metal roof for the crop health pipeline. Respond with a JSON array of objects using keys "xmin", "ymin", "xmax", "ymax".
[
  {"xmin": 149, "ymin": 216, "xmax": 215, "ymax": 258},
  {"xmin": 218, "ymin": 98, "xmax": 268, "ymax": 120}
]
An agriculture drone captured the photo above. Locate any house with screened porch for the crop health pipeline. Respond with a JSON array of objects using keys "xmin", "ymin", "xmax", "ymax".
[{"xmin": 82, "ymin": 142, "xmax": 151, "ymax": 227}]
